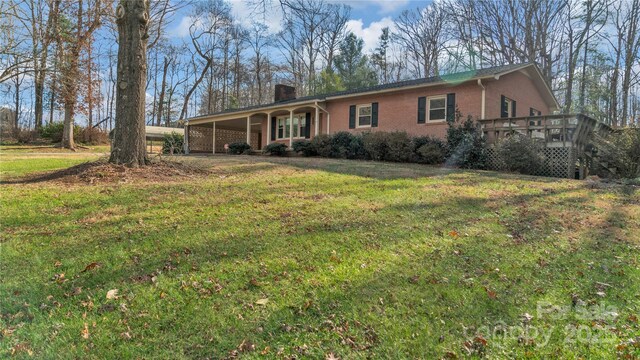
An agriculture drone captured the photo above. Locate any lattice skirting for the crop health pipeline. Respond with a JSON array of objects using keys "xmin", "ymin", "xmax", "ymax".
[
  {"xmin": 486, "ymin": 147, "xmax": 579, "ymax": 179},
  {"xmin": 189, "ymin": 126, "xmax": 260, "ymax": 153}
]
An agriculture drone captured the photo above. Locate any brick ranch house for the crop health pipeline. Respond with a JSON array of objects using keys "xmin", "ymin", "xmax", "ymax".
[{"xmin": 184, "ymin": 63, "xmax": 560, "ymax": 153}]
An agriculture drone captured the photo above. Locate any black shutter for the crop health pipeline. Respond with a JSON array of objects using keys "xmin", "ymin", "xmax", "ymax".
[
  {"xmin": 446, "ymin": 93, "xmax": 456, "ymax": 122},
  {"xmin": 271, "ymin": 117, "xmax": 276, "ymax": 141},
  {"xmin": 349, "ymin": 105, "xmax": 356, "ymax": 129},
  {"xmin": 305, "ymin": 112, "xmax": 311, "ymax": 138},
  {"xmin": 512, "ymin": 100, "xmax": 517, "ymax": 117},
  {"xmin": 417, "ymin": 97, "xmax": 426, "ymax": 123},
  {"xmin": 371, "ymin": 102, "xmax": 378, "ymax": 127},
  {"xmin": 500, "ymin": 95, "xmax": 508, "ymax": 118}
]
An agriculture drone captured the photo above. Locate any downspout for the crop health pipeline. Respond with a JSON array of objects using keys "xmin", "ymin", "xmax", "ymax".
[{"xmin": 477, "ymin": 79, "xmax": 486, "ymax": 120}]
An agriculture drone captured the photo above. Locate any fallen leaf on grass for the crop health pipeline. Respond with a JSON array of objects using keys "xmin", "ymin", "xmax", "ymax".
[
  {"xmin": 485, "ymin": 288, "xmax": 497, "ymax": 299},
  {"xmin": 81, "ymin": 262, "xmax": 101, "ymax": 273},
  {"xmin": 106, "ymin": 289, "xmax": 119, "ymax": 300},
  {"xmin": 10, "ymin": 343, "xmax": 33, "ymax": 356},
  {"xmin": 54, "ymin": 260, "xmax": 62, "ymax": 267},
  {"xmin": 81, "ymin": 323, "xmax": 89, "ymax": 339},
  {"xmin": 237, "ymin": 339, "xmax": 255, "ymax": 352},
  {"xmin": 449, "ymin": 230, "xmax": 459, "ymax": 238},
  {"xmin": 52, "ymin": 273, "xmax": 66, "ymax": 283},
  {"xmin": 256, "ymin": 298, "xmax": 269, "ymax": 305},
  {"xmin": 326, "ymin": 352, "xmax": 340, "ymax": 360}
]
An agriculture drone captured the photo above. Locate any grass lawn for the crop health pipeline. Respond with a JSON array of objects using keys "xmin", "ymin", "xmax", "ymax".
[
  {"xmin": 0, "ymin": 144, "xmax": 111, "ymax": 154},
  {"xmin": 1, "ymin": 152, "xmax": 639, "ymax": 358}
]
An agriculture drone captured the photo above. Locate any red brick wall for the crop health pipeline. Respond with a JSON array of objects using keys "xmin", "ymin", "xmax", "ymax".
[
  {"xmin": 325, "ymin": 82, "xmax": 481, "ymax": 139},
  {"xmin": 484, "ymin": 71, "xmax": 551, "ymax": 118},
  {"xmin": 257, "ymin": 69, "xmax": 552, "ymax": 145}
]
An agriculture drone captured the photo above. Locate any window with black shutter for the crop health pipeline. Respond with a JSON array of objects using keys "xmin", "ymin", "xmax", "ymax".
[
  {"xmin": 501, "ymin": 95, "xmax": 514, "ymax": 118},
  {"xmin": 417, "ymin": 97, "xmax": 426, "ymax": 123},
  {"xmin": 271, "ymin": 117, "xmax": 276, "ymax": 141},
  {"xmin": 371, "ymin": 102, "xmax": 378, "ymax": 127},
  {"xmin": 349, "ymin": 105, "xmax": 356, "ymax": 129},
  {"xmin": 446, "ymin": 93, "xmax": 455, "ymax": 122}
]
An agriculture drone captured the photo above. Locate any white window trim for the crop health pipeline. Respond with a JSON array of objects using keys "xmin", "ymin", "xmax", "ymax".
[
  {"xmin": 356, "ymin": 103, "xmax": 372, "ymax": 128},
  {"xmin": 427, "ymin": 95, "xmax": 447, "ymax": 122},
  {"xmin": 504, "ymin": 97, "xmax": 513, "ymax": 117},
  {"xmin": 276, "ymin": 114, "xmax": 307, "ymax": 140}
]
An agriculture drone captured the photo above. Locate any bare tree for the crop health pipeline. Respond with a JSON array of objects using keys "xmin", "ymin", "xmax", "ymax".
[
  {"xmin": 248, "ymin": 22, "xmax": 272, "ymax": 104},
  {"xmin": 320, "ymin": 3, "xmax": 350, "ymax": 71},
  {"xmin": 281, "ymin": 0, "xmax": 332, "ymax": 95},
  {"xmin": 178, "ymin": 0, "xmax": 231, "ymax": 120},
  {"xmin": 620, "ymin": 0, "xmax": 640, "ymax": 126},
  {"xmin": 394, "ymin": 3, "xmax": 446, "ymax": 77},
  {"xmin": 59, "ymin": 0, "xmax": 106, "ymax": 149}
]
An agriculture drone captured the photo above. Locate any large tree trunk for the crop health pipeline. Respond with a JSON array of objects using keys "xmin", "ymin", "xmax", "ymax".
[
  {"xmin": 109, "ymin": 0, "xmax": 149, "ymax": 167},
  {"xmin": 62, "ymin": 100, "xmax": 75, "ymax": 148},
  {"xmin": 34, "ymin": 72, "xmax": 45, "ymax": 130},
  {"xmin": 62, "ymin": 53, "xmax": 79, "ymax": 149}
]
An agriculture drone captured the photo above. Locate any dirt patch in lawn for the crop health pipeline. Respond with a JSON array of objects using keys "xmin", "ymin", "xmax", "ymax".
[{"xmin": 1, "ymin": 159, "xmax": 211, "ymax": 185}]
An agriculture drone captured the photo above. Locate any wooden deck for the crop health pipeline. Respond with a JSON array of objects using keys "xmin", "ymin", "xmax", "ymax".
[{"xmin": 478, "ymin": 114, "xmax": 610, "ymax": 179}]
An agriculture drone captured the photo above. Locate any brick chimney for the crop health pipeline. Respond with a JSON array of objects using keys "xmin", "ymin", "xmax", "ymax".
[{"xmin": 274, "ymin": 84, "xmax": 296, "ymax": 102}]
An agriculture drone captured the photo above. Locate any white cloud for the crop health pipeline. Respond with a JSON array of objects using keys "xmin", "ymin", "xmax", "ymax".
[
  {"xmin": 228, "ymin": 0, "xmax": 283, "ymax": 34},
  {"xmin": 173, "ymin": 16, "xmax": 194, "ymax": 38},
  {"xmin": 172, "ymin": 2, "xmax": 282, "ymax": 38},
  {"xmin": 345, "ymin": 17, "xmax": 395, "ymax": 53},
  {"xmin": 330, "ymin": 0, "xmax": 410, "ymax": 15}
]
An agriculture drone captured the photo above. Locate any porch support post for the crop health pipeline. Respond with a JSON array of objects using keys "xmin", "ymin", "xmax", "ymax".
[
  {"xmin": 212, "ymin": 122, "xmax": 216, "ymax": 154},
  {"xmin": 315, "ymin": 106, "xmax": 320, "ymax": 136},
  {"xmin": 246, "ymin": 116, "xmax": 251, "ymax": 145},
  {"xmin": 289, "ymin": 109, "xmax": 294, "ymax": 147},
  {"xmin": 184, "ymin": 124, "xmax": 190, "ymax": 154},
  {"xmin": 266, "ymin": 112, "xmax": 271, "ymax": 145}
]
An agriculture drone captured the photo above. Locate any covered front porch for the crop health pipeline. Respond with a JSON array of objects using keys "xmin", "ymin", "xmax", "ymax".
[{"xmin": 185, "ymin": 101, "xmax": 329, "ymax": 154}]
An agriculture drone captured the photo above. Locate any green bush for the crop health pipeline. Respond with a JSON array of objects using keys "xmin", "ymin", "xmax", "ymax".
[
  {"xmin": 40, "ymin": 122, "xmax": 81, "ymax": 143},
  {"xmin": 384, "ymin": 131, "xmax": 412, "ymax": 162},
  {"xmin": 311, "ymin": 134, "xmax": 333, "ymax": 157},
  {"xmin": 362, "ymin": 132, "xmax": 388, "ymax": 161},
  {"xmin": 162, "ymin": 132, "xmax": 184, "ymax": 154},
  {"xmin": 446, "ymin": 116, "xmax": 487, "ymax": 169},
  {"xmin": 292, "ymin": 140, "xmax": 316, "ymax": 156},
  {"xmin": 228, "ymin": 142, "xmax": 251, "ymax": 155},
  {"xmin": 412, "ymin": 136, "xmax": 447, "ymax": 164},
  {"xmin": 496, "ymin": 133, "xmax": 544, "ymax": 175},
  {"xmin": 593, "ymin": 128, "xmax": 640, "ymax": 179},
  {"xmin": 416, "ymin": 143, "xmax": 446, "ymax": 164},
  {"xmin": 329, "ymin": 131, "xmax": 358, "ymax": 158},
  {"xmin": 347, "ymin": 135, "xmax": 366, "ymax": 159},
  {"xmin": 264, "ymin": 142, "xmax": 288, "ymax": 156}
]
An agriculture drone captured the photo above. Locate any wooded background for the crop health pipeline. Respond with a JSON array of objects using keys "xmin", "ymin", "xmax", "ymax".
[{"xmin": 1, "ymin": 0, "xmax": 639, "ymax": 133}]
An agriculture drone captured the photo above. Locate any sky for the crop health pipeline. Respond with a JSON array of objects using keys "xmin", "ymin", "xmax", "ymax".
[{"xmin": 171, "ymin": 0, "xmax": 431, "ymax": 52}]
